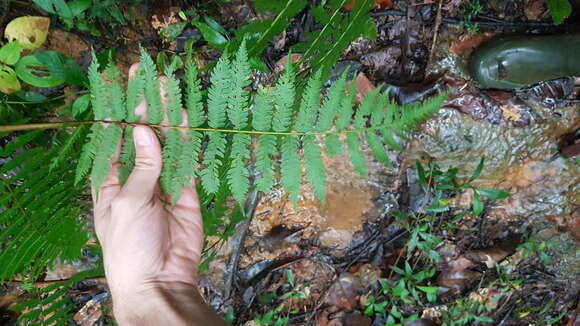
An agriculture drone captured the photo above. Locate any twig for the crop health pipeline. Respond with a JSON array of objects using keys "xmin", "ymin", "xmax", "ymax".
[{"xmin": 426, "ymin": 0, "xmax": 443, "ymax": 72}]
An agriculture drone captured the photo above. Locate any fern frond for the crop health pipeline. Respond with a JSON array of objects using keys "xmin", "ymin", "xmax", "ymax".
[
  {"xmin": 140, "ymin": 47, "xmax": 164, "ymax": 124},
  {"xmin": 105, "ymin": 62, "xmax": 126, "ymax": 121},
  {"xmin": 316, "ymin": 72, "xmax": 347, "ymax": 132},
  {"xmin": 255, "ymin": 134, "xmax": 277, "ymax": 193},
  {"xmin": 295, "ymin": 71, "xmax": 322, "ymax": 132},
  {"xmin": 302, "ymin": 135, "xmax": 326, "ymax": 202},
  {"xmin": 161, "ymin": 128, "xmax": 183, "ymax": 198},
  {"xmin": 75, "ymin": 123, "xmax": 104, "ymax": 184},
  {"xmin": 49, "ymin": 125, "xmax": 88, "ymax": 171},
  {"xmin": 272, "ymin": 63, "xmax": 296, "ymax": 132},
  {"xmin": 184, "ymin": 57, "xmax": 204, "ymax": 127},
  {"xmin": 163, "ymin": 66, "xmax": 183, "ymax": 126},
  {"xmin": 280, "ymin": 136, "xmax": 301, "ymax": 205},
  {"xmin": 325, "ymin": 134, "xmax": 342, "ymax": 157},
  {"xmin": 207, "ymin": 55, "xmax": 230, "ymax": 129},
  {"xmin": 228, "ymin": 133, "xmax": 251, "ymax": 205},
  {"xmin": 252, "ymin": 87, "xmax": 274, "ymax": 131},
  {"xmin": 228, "ymin": 40, "xmax": 251, "ymax": 130},
  {"xmin": 175, "ymin": 130, "xmax": 202, "ymax": 188},
  {"xmin": 88, "ymin": 51, "xmax": 107, "ymax": 120},
  {"xmin": 346, "ymin": 132, "xmax": 368, "ymax": 179},
  {"xmin": 91, "ymin": 124, "xmax": 122, "ymax": 193},
  {"xmin": 126, "ymin": 66, "xmax": 145, "ymax": 122},
  {"xmin": 0, "ymin": 129, "xmax": 43, "ymax": 157},
  {"xmin": 200, "ymin": 132, "xmax": 226, "ymax": 194}
]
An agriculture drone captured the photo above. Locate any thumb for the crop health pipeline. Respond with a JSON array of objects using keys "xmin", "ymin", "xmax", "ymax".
[{"xmin": 119, "ymin": 126, "xmax": 162, "ymax": 203}]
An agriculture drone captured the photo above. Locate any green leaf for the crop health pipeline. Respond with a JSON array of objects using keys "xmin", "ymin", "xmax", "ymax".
[
  {"xmin": 255, "ymin": 135, "xmax": 277, "ymax": 193},
  {"xmin": 34, "ymin": 51, "xmax": 87, "ymax": 87},
  {"xmin": 228, "ymin": 134, "xmax": 251, "ymax": 205},
  {"xmin": 0, "ymin": 66, "xmax": 21, "ymax": 94},
  {"xmin": 4, "ymin": 16, "xmax": 50, "ymax": 50},
  {"xmin": 547, "ymin": 0, "xmax": 572, "ymax": 24},
  {"xmin": 416, "ymin": 161, "xmax": 427, "ymax": 190},
  {"xmin": 473, "ymin": 190, "xmax": 484, "ymax": 216},
  {"xmin": 72, "ymin": 94, "xmax": 90, "ymax": 117},
  {"xmin": 303, "ymin": 135, "xmax": 326, "ymax": 202},
  {"xmin": 139, "ymin": 47, "xmax": 163, "ymax": 124},
  {"xmin": 14, "ymin": 55, "xmax": 64, "ymax": 88},
  {"xmin": 207, "ymin": 55, "xmax": 230, "ymax": 128},
  {"xmin": 281, "ymin": 136, "xmax": 301, "ymax": 205},
  {"xmin": 200, "ymin": 132, "xmax": 226, "ymax": 194},
  {"xmin": 346, "ymin": 133, "xmax": 368, "ymax": 179},
  {"xmin": 468, "ymin": 157, "xmax": 485, "ymax": 183},
  {"xmin": 193, "ymin": 21, "xmax": 229, "ymax": 50},
  {"xmin": 0, "ymin": 41, "xmax": 22, "ymax": 65},
  {"xmin": 366, "ymin": 130, "xmax": 391, "ymax": 166},
  {"xmin": 477, "ymin": 188, "xmax": 510, "ymax": 200},
  {"xmin": 325, "ymin": 134, "xmax": 342, "ymax": 157}
]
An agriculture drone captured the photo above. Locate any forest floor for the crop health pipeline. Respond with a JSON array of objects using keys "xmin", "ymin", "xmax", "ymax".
[{"xmin": 0, "ymin": 0, "xmax": 579, "ymax": 325}]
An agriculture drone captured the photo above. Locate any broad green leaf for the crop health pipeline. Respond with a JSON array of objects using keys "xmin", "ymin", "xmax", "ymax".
[
  {"xmin": 416, "ymin": 161, "xmax": 427, "ymax": 190},
  {"xmin": 15, "ymin": 55, "xmax": 64, "ymax": 87},
  {"xmin": 477, "ymin": 188, "xmax": 510, "ymax": 200},
  {"xmin": 34, "ymin": 51, "xmax": 88, "ymax": 87},
  {"xmin": 193, "ymin": 21, "xmax": 229, "ymax": 50},
  {"xmin": 0, "ymin": 41, "xmax": 22, "ymax": 65},
  {"xmin": 0, "ymin": 66, "xmax": 21, "ymax": 94},
  {"xmin": 547, "ymin": 0, "xmax": 572, "ymax": 24},
  {"xmin": 4, "ymin": 16, "xmax": 50, "ymax": 50}
]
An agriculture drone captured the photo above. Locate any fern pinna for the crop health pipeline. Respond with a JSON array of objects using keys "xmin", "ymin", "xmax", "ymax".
[{"xmin": 77, "ymin": 42, "xmax": 447, "ymax": 207}]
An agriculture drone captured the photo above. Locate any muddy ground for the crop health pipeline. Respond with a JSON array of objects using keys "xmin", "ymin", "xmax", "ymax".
[{"xmin": 0, "ymin": 0, "xmax": 579, "ymax": 325}]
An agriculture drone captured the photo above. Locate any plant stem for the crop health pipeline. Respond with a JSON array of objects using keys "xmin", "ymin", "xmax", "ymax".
[{"xmin": 0, "ymin": 120, "xmax": 406, "ymax": 136}]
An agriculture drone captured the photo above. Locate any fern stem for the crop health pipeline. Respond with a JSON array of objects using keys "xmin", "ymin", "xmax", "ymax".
[
  {"xmin": 0, "ymin": 120, "xmax": 404, "ymax": 137},
  {"xmin": 1, "ymin": 91, "xmax": 89, "ymax": 105}
]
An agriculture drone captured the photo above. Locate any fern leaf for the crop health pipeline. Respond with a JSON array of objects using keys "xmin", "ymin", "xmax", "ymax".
[
  {"xmin": 325, "ymin": 133, "xmax": 342, "ymax": 157},
  {"xmin": 105, "ymin": 63, "xmax": 126, "ymax": 121},
  {"xmin": 88, "ymin": 51, "xmax": 107, "ymax": 120},
  {"xmin": 381, "ymin": 127, "xmax": 402, "ymax": 151},
  {"xmin": 119, "ymin": 126, "xmax": 135, "ymax": 184},
  {"xmin": 280, "ymin": 136, "xmax": 301, "ymax": 204},
  {"xmin": 303, "ymin": 135, "xmax": 326, "ymax": 201},
  {"xmin": 365, "ymin": 130, "xmax": 391, "ymax": 166},
  {"xmin": 163, "ymin": 66, "xmax": 183, "ymax": 126},
  {"xmin": 91, "ymin": 124, "xmax": 123, "ymax": 193},
  {"xmin": 252, "ymin": 87, "xmax": 273, "ymax": 131},
  {"xmin": 0, "ymin": 130, "xmax": 42, "ymax": 157},
  {"xmin": 184, "ymin": 57, "xmax": 205, "ymax": 127},
  {"xmin": 126, "ymin": 65, "xmax": 145, "ymax": 122},
  {"xmin": 353, "ymin": 88, "xmax": 380, "ymax": 128},
  {"xmin": 346, "ymin": 132, "xmax": 368, "ymax": 179},
  {"xmin": 175, "ymin": 130, "xmax": 202, "ymax": 188},
  {"xmin": 200, "ymin": 132, "xmax": 226, "ymax": 194},
  {"xmin": 255, "ymin": 134, "xmax": 277, "ymax": 193},
  {"xmin": 228, "ymin": 39, "xmax": 251, "ymax": 130},
  {"xmin": 295, "ymin": 71, "xmax": 322, "ymax": 132},
  {"xmin": 207, "ymin": 55, "xmax": 230, "ymax": 128},
  {"xmin": 75, "ymin": 123, "xmax": 104, "ymax": 184},
  {"xmin": 227, "ymin": 133, "xmax": 251, "ymax": 205},
  {"xmin": 49, "ymin": 126, "xmax": 88, "ymax": 171},
  {"xmin": 316, "ymin": 72, "xmax": 347, "ymax": 131},
  {"xmin": 335, "ymin": 83, "xmax": 356, "ymax": 131},
  {"xmin": 161, "ymin": 128, "xmax": 183, "ymax": 198},
  {"xmin": 272, "ymin": 63, "xmax": 296, "ymax": 132},
  {"xmin": 139, "ymin": 47, "xmax": 164, "ymax": 124}
]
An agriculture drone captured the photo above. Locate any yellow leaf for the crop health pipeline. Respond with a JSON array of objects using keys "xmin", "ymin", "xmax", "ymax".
[
  {"xmin": 0, "ymin": 66, "xmax": 21, "ymax": 94},
  {"xmin": 4, "ymin": 16, "xmax": 50, "ymax": 50}
]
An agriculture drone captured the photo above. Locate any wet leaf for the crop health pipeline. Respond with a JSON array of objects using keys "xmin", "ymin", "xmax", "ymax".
[
  {"xmin": 0, "ymin": 66, "xmax": 21, "ymax": 94},
  {"xmin": 0, "ymin": 41, "xmax": 22, "ymax": 65},
  {"xmin": 4, "ymin": 16, "xmax": 50, "ymax": 50},
  {"xmin": 450, "ymin": 32, "xmax": 494, "ymax": 54},
  {"xmin": 14, "ymin": 54, "xmax": 64, "ymax": 87},
  {"xmin": 477, "ymin": 188, "xmax": 509, "ymax": 200}
]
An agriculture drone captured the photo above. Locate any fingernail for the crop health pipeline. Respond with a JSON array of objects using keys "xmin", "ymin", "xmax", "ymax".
[{"xmin": 134, "ymin": 127, "xmax": 151, "ymax": 146}]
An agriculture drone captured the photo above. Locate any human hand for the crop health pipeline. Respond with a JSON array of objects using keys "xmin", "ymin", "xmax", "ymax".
[{"xmin": 92, "ymin": 65, "xmax": 224, "ymax": 325}]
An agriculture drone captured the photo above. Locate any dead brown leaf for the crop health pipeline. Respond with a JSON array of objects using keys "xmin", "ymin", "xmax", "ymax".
[{"xmin": 354, "ymin": 72, "xmax": 375, "ymax": 105}]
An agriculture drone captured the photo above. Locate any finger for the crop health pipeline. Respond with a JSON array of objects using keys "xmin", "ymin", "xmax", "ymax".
[
  {"xmin": 128, "ymin": 63, "xmax": 140, "ymax": 79},
  {"xmin": 118, "ymin": 126, "xmax": 162, "ymax": 204}
]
